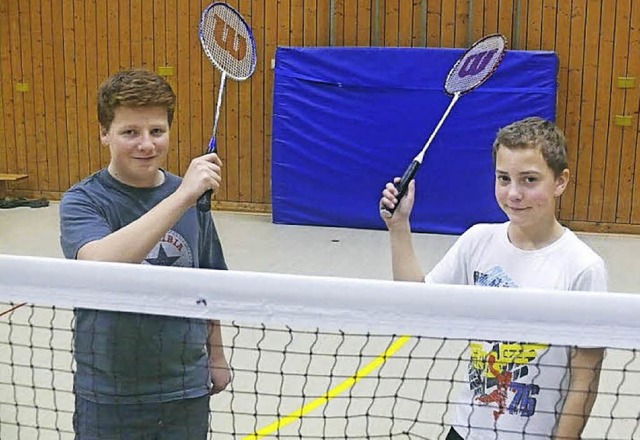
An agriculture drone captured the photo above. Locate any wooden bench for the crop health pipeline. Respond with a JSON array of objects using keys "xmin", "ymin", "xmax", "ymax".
[{"xmin": 0, "ymin": 173, "xmax": 28, "ymax": 198}]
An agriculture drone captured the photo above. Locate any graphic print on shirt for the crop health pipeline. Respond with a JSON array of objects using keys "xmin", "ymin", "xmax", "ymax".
[
  {"xmin": 470, "ymin": 266, "xmax": 549, "ymax": 421},
  {"xmin": 143, "ymin": 229, "xmax": 193, "ymax": 268}
]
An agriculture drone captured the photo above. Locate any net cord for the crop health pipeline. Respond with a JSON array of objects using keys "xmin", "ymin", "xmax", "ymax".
[{"xmin": 1, "ymin": 254, "xmax": 639, "ymax": 350}]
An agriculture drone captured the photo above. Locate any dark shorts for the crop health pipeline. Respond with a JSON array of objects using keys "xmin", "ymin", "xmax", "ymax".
[{"xmin": 74, "ymin": 395, "xmax": 210, "ymax": 440}]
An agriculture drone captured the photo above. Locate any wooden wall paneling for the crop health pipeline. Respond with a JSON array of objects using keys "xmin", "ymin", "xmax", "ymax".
[
  {"xmin": 554, "ymin": 0, "xmax": 572, "ymax": 219},
  {"xmin": 73, "ymin": 0, "xmax": 91, "ymax": 184},
  {"xmin": 573, "ymin": 0, "xmax": 601, "ymax": 221},
  {"xmin": 540, "ymin": 0, "xmax": 557, "ymax": 50},
  {"xmin": 316, "ymin": 0, "xmax": 330, "ymax": 46},
  {"xmin": 488, "ymin": 0, "xmax": 502, "ymax": 38},
  {"xmin": 62, "ymin": 0, "xmax": 80, "ymax": 187},
  {"xmin": 129, "ymin": 0, "xmax": 142, "ymax": 67},
  {"xmin": 189, "ymin": 0, "xmax": 204, "ymax": 182},
  {"xmin": 522, "ymin": 0, "xmax": 543, "ymax": 49},
  {"xmin": 332, "ymin": 0, "xmax": 345, "ymax": 46},
  {"xmin": 165, "ymin": 0, "xmax": 180, "ymax": 173},
  {"xmin": 601, "ymin": 0, "xmax": 631, "ymax": 223},
  {"xmin": 96, "ymin": 0, "xmax": 110, "ymax": 169},
  {"xmin": 343, "ymin": 0, "xmax": 358, "ymax": 46},
  {"xmin": 587, "ymin": 1, "xmax": 616, "ymax": 222},
  {"xmin": 382, "ymin": 0, "xmax": 400, "ymax": 47},
  {"xmin": 141, "ymin": 0, "xmax": 154, "ymax": 69},
  {"xmin": 84, "ymin": 0, "xmax": 100, "ymax": 176},
  {"xmin": 106, "ymin": 1, "xmax": 120, "ymax": 72},
  {"xmin": 439, "ymin": 0, "xmax": 456, "ymax": 48},
  {"xmin": 29, "ymin": 0, "xmax": 49, "ymax": 192},
  {"xmin": 303, "ymin": 0, "xmax": 318, "ymax": 46},
  {"xmin": 453, "ymin": 0, "xmax": 469, "ymax": 47},
  {"xmin": 559, "ymin": 0, "xmax": 587, "ymax": 221},
  {"xmin": 18, "ymin": 0, "xmax": 38, "ymax": 192},
  {"xmin": 7, "ymin": 0, "xmax": 25, "ymax": 181},
  {"xmin": 626, "ymin": 0, "xmax": 640, "ymax": 224},
  {"xmin": 495, "ymin": 0, "xmax": 513, "ymax": 47},
  {"xmin": 469, "ymin": 0, "xmax": 484, "ymax": 43},
  {"xmin": 356, "ymin": 0, "xmax": 372, "ymax": 47},
  {"xmin": 224, "ymin": 0, "xmax": 241, "ymax": 201},
  {"xmin": 153, "ymin": 0, "xmax": 165, "ymax": 76},
  {"xmin": 40, "ymin": 0, "xmax": 61, "ymax": 190},
  {"xmin": 2, "ymin": 0, "xmax": 640, "ymax": 229},
  {"xmin": 291, "ymin": 0, "xmax": 304, "ymax": 46},
  {"xmin": 264, "ymin": 0, "xmax": 278, "ymax": 205},
  {"xmin": 52, "ymin": 0, "xmax": 70, "ymax": 190},
  {"xmin": 197, "ymin": 0, "xmax": 211, "ymax": 181},
  {"xmin": 162, "ymin": 0, "xmax": 178, "ymax": 176},
  {"xmin": 398, "ymin": 0, "xmax": 414, "ymax": 47},
  {"xmin": 411, "ymin": 0, "xmax": 425, "ymax": 47},
  {"xmin": 175, "ymin": 0, "xmax": 192, "ymax": 195},
  {"xmin": 250, "ymin": 0, "xmax": 266, "ymax": 205},
  {"xmin": 237, "ymin": 0, "xmax": 254, "ymax": 202},
  {"xmin": 0, "ymin": 2, "xmax": 7, "ymax": 175},
  {"xmin": 119, "ymin": 0, "xmax": 131, "ymax": 69},
  {"xmin": 156, "ymin": 0, "xmax": 169, "ymax": 184}
]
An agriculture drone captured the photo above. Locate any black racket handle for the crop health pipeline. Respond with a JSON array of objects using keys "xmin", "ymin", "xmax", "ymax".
[
  {"xmin": 380, "ymin": 160, "xmax": 421, "ymax": 218},
  {"xmin": 197, "ymin": 137, "xmax": 217, "ymax": 212},
  {"xmin": 197, "ymin": 190, "xmax": 213, "ymax": 212}
]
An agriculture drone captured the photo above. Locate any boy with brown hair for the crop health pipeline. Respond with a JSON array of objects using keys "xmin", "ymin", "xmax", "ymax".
[
  {"xmin": 380, "ymin": 117, "xmax": 606, "ymax": 439},
  {"xmin": 60, "ymin": 68, "xmax": 229, "ymax": 439}
]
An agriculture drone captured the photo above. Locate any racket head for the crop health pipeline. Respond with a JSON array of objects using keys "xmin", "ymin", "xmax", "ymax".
[
  {"xmin": 445, "ymin": 34, "xmax": 506, "ymax": 96},
  {"xmin": 199, "ymin": 2, "xmax": 257, "ymax": 80}
]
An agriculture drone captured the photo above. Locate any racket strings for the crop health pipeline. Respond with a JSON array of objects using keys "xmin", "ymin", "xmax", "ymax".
[
  {"xmin": 200, "ymin": 6, "xmax": 255, "ymax": 80},
  {"xmin": 445, "ymin": 35, "xmax": 506, "ymax": 95}
]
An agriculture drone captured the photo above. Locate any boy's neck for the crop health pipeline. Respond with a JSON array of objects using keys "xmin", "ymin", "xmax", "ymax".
[{"xmin": 506, "ymin": 218, "xmax": 565, "ymax": 251}]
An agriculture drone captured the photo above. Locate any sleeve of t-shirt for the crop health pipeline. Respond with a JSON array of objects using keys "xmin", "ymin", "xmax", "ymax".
[
  {"xmin": 198, "ymin": 211, "xmax": 228, "ymax": 271},
  {"xmin": 59, "ymin": 189, "xmax": 113, "ymax": 260},
  {"xmin": 572, "ymin": 258, "xmax": 608, "ymax": 293},
  {"xmin": 424, "ymin": 225, "xmax": 479, "ymax": 285}
]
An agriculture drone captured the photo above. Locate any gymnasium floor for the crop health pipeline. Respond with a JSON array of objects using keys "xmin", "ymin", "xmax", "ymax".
[
  {"xmin": 2, "ymin": 204, "xmax": 640, "ymax": 439},
  {"xmin": 1, "ymin": 202, "xmax": 639, "ymax": 292}
]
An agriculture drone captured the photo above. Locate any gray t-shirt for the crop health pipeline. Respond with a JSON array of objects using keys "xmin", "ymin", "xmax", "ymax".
[{"xmin": 59, "ymin": 169, "xmax": 227, "ymax": 404}]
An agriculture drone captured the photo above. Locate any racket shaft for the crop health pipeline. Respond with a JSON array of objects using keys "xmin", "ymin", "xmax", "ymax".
[
  {"xmin": 382, "ymin": 160, "xmax": 420, "ymax": 216},
  {"xmin": 197, "ymin": 74, "xmax": 227, "ymax": 212}
]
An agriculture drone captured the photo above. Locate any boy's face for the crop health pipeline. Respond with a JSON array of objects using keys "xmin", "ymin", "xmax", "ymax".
[
  {"xmin": 100, "ymin": 106, "xmax": 170, "ymax": 187},
  {"xmin": 494, "ymin": 145, "xmax": 568, "ymax": 228}
]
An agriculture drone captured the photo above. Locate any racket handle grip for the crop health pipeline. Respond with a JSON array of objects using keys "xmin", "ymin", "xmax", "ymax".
[
  {"xmin": 197, "ymin": 137, "xmax": 217, "ymax": 212},
  {"xmin": 380, "ymin": 160, "xmax": 420, "ymax": 218},
  {"xmin": 197, "ymin": 190, "xmax": 213, "ymax": 212}
]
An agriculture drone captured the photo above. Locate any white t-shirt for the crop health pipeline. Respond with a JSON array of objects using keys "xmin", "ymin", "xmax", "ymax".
[{"xmin": 425, "ymin": 222, "xmax": 607, "ymax": 439}]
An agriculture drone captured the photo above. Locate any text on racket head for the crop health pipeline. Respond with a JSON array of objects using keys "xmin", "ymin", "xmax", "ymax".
[
  {"xmin": 199, "ymin": 2, "xmax": 257, "ymax": 81},
  {"xmin": 445, "ymin": 34, "xmax": 506, "ymax": 96}
]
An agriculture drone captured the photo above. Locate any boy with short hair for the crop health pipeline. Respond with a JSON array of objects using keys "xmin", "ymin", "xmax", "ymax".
[
  {"xmin": 380, "ymin": 117, "xmax": 606, "ymax": 439},
  {"xmin": 60, "ymin": 68, "xmax": 230, "ymax": 439}
]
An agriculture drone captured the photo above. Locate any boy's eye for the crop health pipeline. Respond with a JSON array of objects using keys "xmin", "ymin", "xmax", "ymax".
[
  {"xmin": 121, "ymin": 129, "xmax": 136, "ymax": 137},
  {"xmin": 497, "ymin": 175, "xmax": 510, "ymax": 182},
  {"xmin": 151, "ymin": 128, "xmax": 166, "ymax": 136},
  {"xmin": 524, "ymin": 176, "xmax": 538, "ymax": 184}
]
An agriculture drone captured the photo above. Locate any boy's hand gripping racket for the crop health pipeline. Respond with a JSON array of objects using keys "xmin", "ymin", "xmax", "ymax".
[
  {"xmin": 381, "ymin": 34, "xmax": 506, "ymax": 218},
  {"xmin": 197, "ymin": 2, "xmax": 257, "ymax": 212}
]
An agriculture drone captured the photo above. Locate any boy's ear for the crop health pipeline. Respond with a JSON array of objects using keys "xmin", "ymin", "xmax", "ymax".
[
  {"xmin": 554, "ymin": 168, "xmax": 570, "ymax": 197},
  {"xmin": 99, "ymin": 125, "xmax": 109, "ymax": 145}
]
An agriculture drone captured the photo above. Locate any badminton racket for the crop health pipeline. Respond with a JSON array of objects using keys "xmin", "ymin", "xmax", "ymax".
[
  {"xmin": 197, "ymin": 2, "xmax": 257, "ymax": 212},
  {"xmin": 381, "ymin": 34, "xmax": 507, "ymax": 218}
]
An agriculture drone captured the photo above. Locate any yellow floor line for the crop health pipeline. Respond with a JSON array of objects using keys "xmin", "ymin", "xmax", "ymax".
[{"xmin": 242, "ymin": 335, "xmax": 411, "ymax": 439}]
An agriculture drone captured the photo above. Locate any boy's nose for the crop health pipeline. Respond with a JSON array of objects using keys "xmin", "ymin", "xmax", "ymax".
[
  {"xmin": 507, "ymin": 183, "xmax": 522, "ymax": 200},
  {"xmin": 138, "ymin": 133, "xmax": 155, "ymax": 150}
]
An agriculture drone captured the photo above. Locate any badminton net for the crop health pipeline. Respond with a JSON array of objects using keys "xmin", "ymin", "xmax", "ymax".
[{"xmin": 1, "ymin": 254, "xmax": 640, "ymax": 439}]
